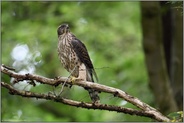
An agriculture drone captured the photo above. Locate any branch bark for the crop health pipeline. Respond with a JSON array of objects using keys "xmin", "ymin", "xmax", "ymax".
[{"xmin": 1, "ymin": 64, "xmax": 170, "ymax": 122}]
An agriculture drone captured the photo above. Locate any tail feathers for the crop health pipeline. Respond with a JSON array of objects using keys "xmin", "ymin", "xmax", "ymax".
[
  {"xmin": 86, "ymin": 68, "xmax": 100, "ymax": 103},
  {"xmin": 87, "ymin": 88, "xmax": 100, "ymax": 103}
]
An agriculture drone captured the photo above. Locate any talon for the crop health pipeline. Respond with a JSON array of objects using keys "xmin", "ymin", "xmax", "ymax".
[
  {"xmin": 70, "ymin": 76, "xmax": 83, "ymax": 83},
  {"xmin": 69, "ymin": 76, "xmax": 77, "ymax": 83}
]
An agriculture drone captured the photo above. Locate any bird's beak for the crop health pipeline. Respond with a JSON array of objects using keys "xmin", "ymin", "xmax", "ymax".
[
  {"xmin": 66, "ymin": 24, "xmax": 69, "ymax": 29},
  {"xmin": 65, "ymin": 25, "xmax": 70, "ymax": 33}
]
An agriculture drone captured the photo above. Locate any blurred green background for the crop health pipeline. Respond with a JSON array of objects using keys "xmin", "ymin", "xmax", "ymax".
[{"xmin": 1, "ymin": 1, "xmax": 154, "ymax": 121}]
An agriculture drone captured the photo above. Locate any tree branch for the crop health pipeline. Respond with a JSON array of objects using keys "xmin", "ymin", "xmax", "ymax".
[{"xmin": 1, "ymin": 64, "xmax": 170, "ymax": 122}]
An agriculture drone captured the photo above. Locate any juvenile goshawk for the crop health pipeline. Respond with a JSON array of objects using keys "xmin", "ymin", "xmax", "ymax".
[{"xmin": 57, "ymin": 24, "xmax": 100, "ymax": 103}]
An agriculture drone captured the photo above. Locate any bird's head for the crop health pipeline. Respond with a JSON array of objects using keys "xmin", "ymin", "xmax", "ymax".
[{"xmin": 57, "ymin": 24, "xmax": 70, "ymax": 36}]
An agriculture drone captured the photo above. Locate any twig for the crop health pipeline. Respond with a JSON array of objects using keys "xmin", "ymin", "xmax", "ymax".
[
  {"xmin": 1, "ymin": 64, "xmax": 15, "ymax": 71},
  {"xmin": 1, "ymin": 64, "xmax": 170, "ymax": 122},
  {"xmin": 58, "ymin": 65, "xmax": 78, "ymax": 95}
]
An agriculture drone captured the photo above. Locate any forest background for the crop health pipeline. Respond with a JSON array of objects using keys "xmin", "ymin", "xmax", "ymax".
[{"xmin": 1, "ymin": 1, "xmax": 183, "ymax": 122}]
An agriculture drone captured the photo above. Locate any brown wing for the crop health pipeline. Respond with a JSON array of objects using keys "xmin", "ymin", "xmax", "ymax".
[{"xmin": 71, "ymin": 38, "xmax": 98, "ymax": 82}]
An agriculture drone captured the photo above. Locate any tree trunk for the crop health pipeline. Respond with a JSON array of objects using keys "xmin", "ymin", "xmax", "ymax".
[
  {"xmin": 160, "ymin": 1, "xmax": 173, "ymax": 78},
  {"xmin": 170, "ymin": 7, "xmax": 183, "ymax": 110},
  {"xmin": 140, "ymin": 1, "xmax": 178, "ymax": 114},
  {"xmin": 160, "ymin": 1, "xmax": 183, "ymax": 111}
]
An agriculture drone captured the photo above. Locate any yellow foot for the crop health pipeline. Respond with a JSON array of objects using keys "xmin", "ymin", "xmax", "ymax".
[
  {"xmin": 69, "ymin": 76, "xmax": 84, "ymax": 84},
  {"xmin": 69, "ymin": 76, "xmax": 77, "ymax": 83},
  {"xmin": 69, "ymin": 76, "xmax": 84, "ymax": 83}
]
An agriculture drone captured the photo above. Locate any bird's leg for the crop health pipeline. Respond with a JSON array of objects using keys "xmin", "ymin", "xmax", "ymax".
[
  {"xmin": 58, "ymin": 64, "xmax": 86, "ymax": 96},
  {"xmin": 77, "ymin": 63, "xmax": 87, "ymax": 81},
  {"xmin": 68, "ymin": 65, "xmax": 78, "ymax": 83},
  {"xmin": 70, "ymin": 63, "xmax": 86, "ymax": 82}
]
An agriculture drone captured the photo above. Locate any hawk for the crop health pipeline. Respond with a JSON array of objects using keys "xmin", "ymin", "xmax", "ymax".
[{"xmin": 57, "ymin": 24, "xmax": 100, "ymax": 103}]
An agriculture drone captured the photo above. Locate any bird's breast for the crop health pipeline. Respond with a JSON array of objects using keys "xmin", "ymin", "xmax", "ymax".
[{"xmin": 58, "ymin": 35, "xmax": 81, "ymax": 77}]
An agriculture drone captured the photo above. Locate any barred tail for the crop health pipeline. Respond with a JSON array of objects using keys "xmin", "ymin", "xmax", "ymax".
[
  {"xmin": 86, "ymin": 69, "xmax": 100, "ymax": 103},
  {"xmin": 87, "ymin": 88, "xmax": 100, "ymax": 103}
]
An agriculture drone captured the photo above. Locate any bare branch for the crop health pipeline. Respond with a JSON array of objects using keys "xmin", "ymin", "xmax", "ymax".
[
  {"xmin": 1, "ymin": 82, "xmax": 154, "ymax": 118},
  {"xmin": 1, "ymin": 64, "xmax": 170, "ymax": 122}
]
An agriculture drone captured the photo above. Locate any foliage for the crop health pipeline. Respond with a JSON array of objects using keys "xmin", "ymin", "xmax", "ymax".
[
  {"xmin": 167, "ymin": 111, "xmax": 183, "ymax": 122},
  {"xmin": 1, "ymin": 1, "xmax": 154, "ymax": 121},
  {"xmin": 167, "ymin": 1, "xmax": 183, "ymax": 14}
]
